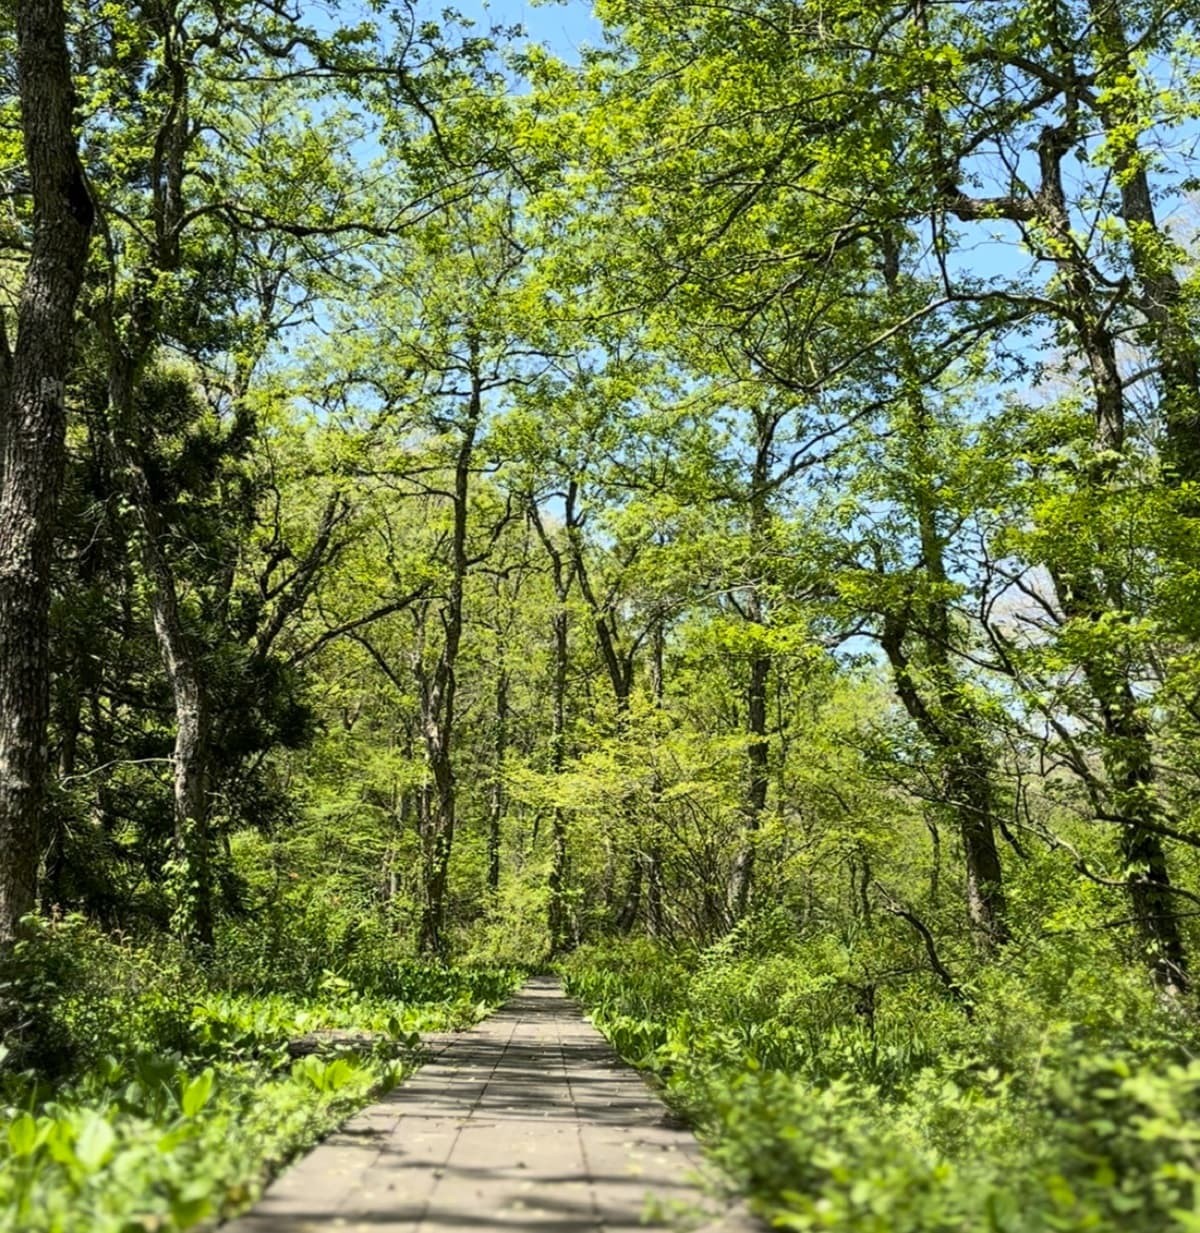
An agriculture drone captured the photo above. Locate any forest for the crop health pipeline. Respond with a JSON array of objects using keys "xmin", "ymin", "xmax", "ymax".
[{"xmin": 3, "ymin": 0, "xmax": 1200, "ymax": 1229}]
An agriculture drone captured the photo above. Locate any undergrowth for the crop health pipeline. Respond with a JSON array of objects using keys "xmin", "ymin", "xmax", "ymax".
[
  {"xmin": 562, "ymin": 913, "xmax": 1200, "ymax": 1232},
  {"xmin": 0, "ymin": 913, "xmax": 521, "ymax": 1232}
]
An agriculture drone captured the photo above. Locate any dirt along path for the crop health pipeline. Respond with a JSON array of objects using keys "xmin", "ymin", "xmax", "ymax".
[{"xmin": 222, "ymin": 976, "xmax": 751, "ymax": 1232}]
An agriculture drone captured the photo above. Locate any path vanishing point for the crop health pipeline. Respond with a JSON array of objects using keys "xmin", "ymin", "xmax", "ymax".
[{"xmin": 223, "ymin": 977, "xmax": 753, "ymax": 1233}]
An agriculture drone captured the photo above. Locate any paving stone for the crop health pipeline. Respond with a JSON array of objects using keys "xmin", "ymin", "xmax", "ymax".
[{"xmin": 222, "ymin": 977, "xmax": 757, "ymax": 1233}]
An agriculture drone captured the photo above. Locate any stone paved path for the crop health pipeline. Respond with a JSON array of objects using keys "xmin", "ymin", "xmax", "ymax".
[{"xmin": 223, "ymin": 977, "xmax": 749, "ymax": 1233}]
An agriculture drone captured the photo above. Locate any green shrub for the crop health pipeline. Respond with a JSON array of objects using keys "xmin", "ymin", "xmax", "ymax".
[
  {"xmin": 0, "ymin": 912, "xmax": 520, "ymax": 1232},
  {"xmin": 563, "ymin": 933, "xmax": 1200, "ymax": 1232}
]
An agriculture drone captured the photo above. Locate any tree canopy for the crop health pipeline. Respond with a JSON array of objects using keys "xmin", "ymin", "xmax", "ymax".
[{"xmin": 4, "ymin": 2, "xmax": 1200, "ymax": 1229}]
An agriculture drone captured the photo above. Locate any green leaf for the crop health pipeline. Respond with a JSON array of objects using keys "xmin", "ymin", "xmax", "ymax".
[
  {"xmin": 324, "ymin": 1058, "xmax": 354, "ymax": 1090},
  {"xmin": 45, "ymin": 1121, "xmax": 77, "ymax": 1166},
  {"xmin": 181, "ymin": 1068, "xmax": 216, "ymax": 1118},
  {"xmin": 74, "ymin": 1115, "xmax": 116, "ymax": 1172},
  {"xmin": 157, "ymin": 1123, "xmax": 194, "ymax": 1154},
  {"xmin": 170, "ymin": 1194, "xmax": 214, "ymax": 1228},
  {"xmin": 8, "ymin": 1113, "xmax": 37, "ymax": 1157}
]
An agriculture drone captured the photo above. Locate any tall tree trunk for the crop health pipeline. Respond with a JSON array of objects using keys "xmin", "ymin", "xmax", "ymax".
[
  {"xmin": 486, "ymin": 665, "xmax": 508, "ymax": 895},
  {"xmin": 730, "ymin": 415, "xmax": 776, "ymax": 918},
  {"xmin": 880, "ymin": 617, "xmax": 1008, "ymax": 950},
  {"xmin": 646, "ymin": 849, "xmax": 665, "ymax": 937},
  {"xmin": 547, "ymin": 604, "xmax": 570, "ymax": 951},
  {"xmin": 926, "ymin": 0, "xmax": 1189, "ymax": 983},
  {"xmin": 730, "ymin": 647, "xmax": 770, "ymax": 918},
  {"xmin": 879, "ymin": 230, "xmax": 1007, "ymax": 950},
  {"xmin": 86, "ymin": 685, "xmax": 116, "ymax": 836},
  {"xmin": 530, "ymin": 492, "xmax": 574, "ymax": 954},
  {"xmin": 1087, "ymin": 0, "xmax": 1200, "ymax": 484},
  {"xmin": 614, "ymin": 858, "xmax": 642, "ymax": 933},
  {"xmin": 944, "ymin": 747, "xmax": 1006, "ymax": 946},
  {"xmin": 564, "ymin": 488, "xmax": 646, "ymax": 934},
  {"xmin": 416, "ymin": 375, "xmax": 479, "ymax": 955},
  {"xmin": 418, "ymin": 749, "xmax": 454, "ymax": 955},
  {"xmin": 646, "ymin": 612, "xmax": 666, "ymax": 937},
  {"xmin": 168, "ymin": 660, "xmax": 211, "ymax": 943},
  {"xmin": 107, "ymin": 359, "xmax": 214, "ymax": 945},
  {"xmin": 0, "ymin": 0, "xmax": 93, "ymax": 942},
  {"xmin": 937, "ymin": 92, "xmax": 1188, "ymax": 985},
  {"xmin": 1036, "ymin": 121, "xmax": 1189, "ymax": 995},
  {"xmin": 915, "ymin": 491, "xmax": 1008, "ymax": 949},
  {"xmin": 927, "ymin": 817, "xmax": 941, "ymax": 905},
  {"xmin": 42, "ymin": 657, "xmax": 82, "ymax": 909},
  {"xmin": 1097, "ymin": 676, "xmax": 1187, "ymax": 994},
  {"xmin": 91, "ymin": 8, "xmax": 218, "ymax": 946}
]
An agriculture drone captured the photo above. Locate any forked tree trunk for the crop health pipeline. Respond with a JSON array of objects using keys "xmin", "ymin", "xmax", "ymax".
[
  {"xmin": 924, "ymin": 1, "xmax": 1191, "ymax": 987},
  {"xmin": 1034, "ymin": 121, "xmax": 1188, "ymax": 995},
  {"xmin": 416, "ymin": 374, "xmax": 480, "ymax": 955},
  {"xmin": 107, "ymin": 358, "xmax": 215, "ymax": 945},
  {"xmin": 878, "ymin": 234, "xmax": 1007, "ymax": 951}
]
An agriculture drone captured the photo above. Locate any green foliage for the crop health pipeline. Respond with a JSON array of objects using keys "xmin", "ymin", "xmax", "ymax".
[
  {"xmin": 564, "ymin": 930, "xmax": 1200, "ymax": 1232},
  {"xmin": 0, "ymin": 1049, "xmax": 380, "ymax": 1233},
  {"xmin": 9, "ymin": 0, "xmax": 1200, "ymax": 1226},
  {"xmin": 0, "ymin": 915, "xmax": 199, "ymax": 1075},
  {"xmin": 0, "ymin": 914, "xmax": 519, "ymax": 1231}
]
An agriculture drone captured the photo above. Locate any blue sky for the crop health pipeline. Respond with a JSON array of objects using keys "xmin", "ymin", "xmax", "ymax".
[
  {"xmin": 418, "ymin": 0, "xmax": 603, "ymax": 59},
  {"xmin": 306, "ymin": 1, "xmax": 604, "ymax": 63}
]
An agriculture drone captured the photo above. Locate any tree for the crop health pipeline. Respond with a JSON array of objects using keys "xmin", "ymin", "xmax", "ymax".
[
  {"xmin": 0, "ymin": 0, "xmax": 93, "ymax": 942},
  {"xmin": 67, "ymin": 0, "xmax": 401, "ymax": 942}
]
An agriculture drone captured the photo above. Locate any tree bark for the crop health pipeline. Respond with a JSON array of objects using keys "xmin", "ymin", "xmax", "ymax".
[
  {"xmin": 880, "ymin": 614, "xmax": 1008, "ymax": 950},
  {"xmin": 1035, "ymin": 118, "xmax": 1189, "ymax": 995},
  {"xmin": 878, "ymin": 229, "xmax": 1007, "ymax": 950},
  {"xmin": 729, "ymin": 410, "xmax": 778, "ymax": 919},
  {"xmin": 614, "ymin": 857, "xmax": 642, "ymax": 933},
  {"xmin": 1086, "ymin": 0, "xmax": 1200, "ymax": 484},
  {"xmin": 486, "ymin": 665, "xmax": 508, "ymax": 895},
  {"xmin": 0, "ymin": 0, "xmax": 93, "ymax": 942},
  {"xmin": 925, "ymin": 2, "xmax": 1191, "ymax": 986},
  {"xmin": 416, "ymin": 374, "xmax": 479, "ymax": 955},
  {"xmin": 646, "ymin": 612, "xmax": 666, "ymax": 937},
  {"xmin": 87, "ymin": 2, "xmax": 220, "ymax": 946},
  {"xmin": 530, "ymin": 491, "xmax": 574, "ymax": 954},
  {"xmin": 565, "ymin": 488, "xmax": 648, "ymax": 933},
  {"xmin": 730, "ymin": 628, "xmax": 770, "ymax": 918},
  {"xmin": 107, "ymin": 358, "xmax": 215, "ymax": 945},
  {"xmin": 547, "ymin": 603, "xmax": 570, "ymax": 951},
  {"xmin": 915, "ymin": 491, "xmax": 1008, "ymax": 949}
]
